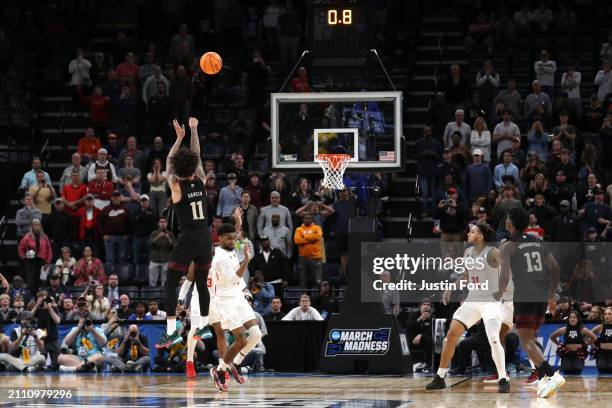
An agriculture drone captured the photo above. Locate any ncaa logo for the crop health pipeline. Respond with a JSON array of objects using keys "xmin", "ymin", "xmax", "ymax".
[{"xmin": 330, "ymin": 330, "xmax": 341, "ymax": 341}]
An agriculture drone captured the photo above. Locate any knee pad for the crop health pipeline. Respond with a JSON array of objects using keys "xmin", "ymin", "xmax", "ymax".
[{"xmin": 247, "ymin": 325, "xmax": 262, "ymax": 343}]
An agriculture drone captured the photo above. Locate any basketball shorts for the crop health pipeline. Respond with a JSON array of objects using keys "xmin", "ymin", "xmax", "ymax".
[
  {"xmin": 514, "ymin": 302, "xmax": 547, "ymax": 330},
  {"xmin": 453, "ymin": 301, "xmax": 503, "ymax": 330},
  {"xmin": 168, "ymin": 230, "xmax": 213, "ymax": 272},
  {"xmin": 213, "ymin": 295, "xmax": 256, "ymax": 331},
  {"xmin": 208, "ymin": 296, "xmax": 221, "ymax": 325},
  {"xmin": 500, "ymin": 301, "xmax": 514, "ymax": 328}
]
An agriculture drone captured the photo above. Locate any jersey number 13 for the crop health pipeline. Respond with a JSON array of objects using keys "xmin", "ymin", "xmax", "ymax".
[
  {"xmin": 190, "ymin": 201, "xmax": 206, "ymax": 220},
  {"xmin": 524, "ymin": 252, "xmax": 543, "ymax": 273}
]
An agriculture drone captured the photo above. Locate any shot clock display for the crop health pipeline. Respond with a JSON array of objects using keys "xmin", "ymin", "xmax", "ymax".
[{"xmin": 311, "ymin": 4, "xmax": 368, "ymax": 58}]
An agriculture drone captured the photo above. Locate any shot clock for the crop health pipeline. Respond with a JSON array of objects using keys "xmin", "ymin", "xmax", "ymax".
[{"xmin": 310, "ymin": 3, "xmax": 368, "ymax": 59}]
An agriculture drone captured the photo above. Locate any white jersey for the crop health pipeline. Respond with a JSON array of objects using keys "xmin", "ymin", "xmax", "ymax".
[
  {"xmin": 210, "ymin": 246, "xmax": 243, "ymax": 298},
  {"xmin": 464, "ymin": 245, "xmax": 499, "ymax": 302}
]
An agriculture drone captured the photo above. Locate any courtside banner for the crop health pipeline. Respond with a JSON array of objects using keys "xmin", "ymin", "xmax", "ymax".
[{"xmin": 360, "ymin": 242, "xmax": 612, "ymax": 303}]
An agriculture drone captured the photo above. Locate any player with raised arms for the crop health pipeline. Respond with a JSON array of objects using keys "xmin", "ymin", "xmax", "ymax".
[
  {"xmin": 426, "ymin": 223, "xmax": 510, "ymax": 393},
  {"xmin": 156, "ymin": 117, "xmax": 212, "ymax": 349},
  {"xmin": 496, "ymin": 207, "xmax": 564, "ymax": 398}
]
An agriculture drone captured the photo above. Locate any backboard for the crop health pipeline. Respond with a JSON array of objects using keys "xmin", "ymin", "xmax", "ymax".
[{"xmin": 271, "ymin": 92, "xmax": 403, "ymax": 172}]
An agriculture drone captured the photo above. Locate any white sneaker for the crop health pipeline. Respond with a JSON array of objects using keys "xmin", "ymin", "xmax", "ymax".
[
  {"xmin": 537, "ymin": 375, "xmax": 557, "ymax": 398},
  {"xmin": 552, "ymin": 371, "xmax": 565, "ymax": 390}
]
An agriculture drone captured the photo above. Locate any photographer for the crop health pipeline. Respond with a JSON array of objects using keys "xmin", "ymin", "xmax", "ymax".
[
  {"xmin": 58, "ymin": 301, "xmax": 106, "ymax": 372},
  {"xmin": 105, "ymin": 324, "xmax": 150, "ymax": 372},
  {"xmin": 0, "ymin": 311, "xmax": 46, "ymax": 372},
  {"xmin": 30, "ymin": 290, "xmax": 61, "ymax": 370},
  {"xmin": 101, "ymin": 309, "xmax": 125, "ymax": 356},
  {"xmin": 248, "ymin": 270, "xmax": 275, "ymax": 315},
  {"xmin": 433, "ymin": 188, "xmax": 468, "ymax": 259}
]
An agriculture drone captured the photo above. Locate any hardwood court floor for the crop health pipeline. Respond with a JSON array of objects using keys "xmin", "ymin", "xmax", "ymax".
[{"xmin": 0, "ymin": 372, "xmax": 610, "ymax": 407}]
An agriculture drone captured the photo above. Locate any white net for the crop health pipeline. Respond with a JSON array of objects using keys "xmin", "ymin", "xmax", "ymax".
[{"xmin": 315, "ymin": 154, "xmax": 351, "ymax": 190}]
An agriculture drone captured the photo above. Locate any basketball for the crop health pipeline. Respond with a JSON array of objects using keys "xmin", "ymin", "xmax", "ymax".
[{"xmin": 200, "ymin": 51, "xmax": 222, "ymax": 75}]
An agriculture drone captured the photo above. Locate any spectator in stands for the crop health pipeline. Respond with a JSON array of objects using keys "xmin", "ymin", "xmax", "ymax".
[
  {"xmin": 18, "ymin": 219, "xmax": 52, "ymax": 293},
  {"xmin": 131, "ymin": 195, "xmax": 156, "ymax": 277},
  {"xmin": 101, "ymin": 191, "xmax": 130, "ymax": 272},
  {"xmin": 258, "ymin": 191, "xmax": 293, "ymax": 236},
  {"xmin": 142, "ymin": 65, "xmax": 170, "ymax": 105},
  {"xmin": 551, "ymin": 149, "xmax": 577, "ymax": 184},
  {"xmin": 245, "ymin": 172, "xmax": 268, "ymax": 210},
  {"xmin": 169, "ymin": 24, "xmax": 195, "ymax": 66},
  {"xmin": 0, "ymin": 294, "xmax": 16, "ymax": 322},
  {"xmin": 294, "ymin": 213, "xmax": 323, "ymax": 289},
  {"xmin": 88, "ymin": 169, "xmax": 112, "ymax": 212},
  {"xmin": 379, "ymin": 270, "xmax": 400, "ymax": 315},
  {"xmin": 475, "ymin": 60, "xmax": 500, "ymax": 122},
  {"xmin": 270, "ymin": 176, "xmax": 292, "ymax": 207},
  {"xmin": 561, "ymin": 61, "xmax": 582, "ymax": 120},
  {"xmin": 510, "ymin": 136, "xmax": 526, "ymax": 170},
  {"xmin": 0, "ymin": 311, "xmax": 46, "ymax": 372},
  {"xmin": 59, "ymin": 153, "xmax": 87, "ymax": 189},
  {"xmin": 443, "ymin": 109, "xmax": 471, "ymax": 148},
  {"xmin": 138, "ymin": 52, "xmax": 155, "ymax": 85},
  {"xmin": 58, "ymin": 310, "xmax": 106, "ymax": 372},
  {"xmin": 68, "ymin": 48, "xmax": 92, "ymax": 113},
  {"xmin": 203, "ymin": 173, "xmax": 219, "ymax": 213},
  {"xmin": 62, "ymin": 168, "xmax": 87, "ymax": 218},
  {"xmin": 217, "ymin": 173, "xmax": 243, "ymax": 221},
  {"xmin": 74, "ymin": 194, "xmax": 101, "ymax": 253},
  {"xmin": 169, "ymin": 65, "xmax": 194, "ymax": 124},
  {"xmin": 526, "ymin": 173, "xmax": 550, "ymax": 202},
  {"xmin": 116, "ymin": 294, "xmax": 134, "ymax": 320},
  {"xmin": 494, "ymin": 186, "xmax": 522, "ymax": 239},
  {"xmin": 15, "ymin": 193, "xmax": 42, "ymax": 240},
  {"xmin": 106, "ymin": 324, "xmax": 150, "ymax": 372},
  {"xmin": 415, "ymin": 126, "xmax": 442, "ymax": 214},
  {"xmin": 90, "ymin": 52, "xmax": 109, "ymax": 86},
  {"xmin": 524, "ymin": 212, "xmax": 545, "ymax": 240},
  {"xmin": 527, "ymin": 121, "xmax": 549, "ymax": 161},
  {"xmin": 89, "ymin": 284, "xmax": 109, "ymax": 320},
  {"xmin": 441, "ymin": 64, "xmax": 471, "ymax": 108},
  {"xmin": 470, "ymin": 117, "xmax": 491, "ymax": 163},
  {"xmin": 79, "ymin": 86, "xmax": 111, "ymax": 136},
  {"xmin": 290, "ymin": 66, "xmax": 311, "ymax": 93},
  {"xmin": 261, "ymin": 213, "xmax": 293, "ymax": 258},
  {"xmin": 264, "ymin": 297, "xmax": 286, "ymax": 321},
  {"xmin": 77, "ymin": 127, "xmax": 101, "ymax": 165},
  {"xmin": 248, "ymin": 270, "xmax": 275, "ymax": 316},
  {"xmin": 278, "ymin": 0, "xmax": 299, "ymax": 69},
  {"xmin": 464, "ymin": 150, "xmax": 492, "ymax": 203},
  {"xmin": 428, "ymin": 92, "xmax": 455, "ymax": 143},
  {"xmin": 296, "ymin": 199, "xmax": 335, "ymax": 227},
  {"xmin": 550, "ymin": 200, "xmax": 581, "ymax": 242},
  {"xmin": 228, "ymin": 154, "xmax": 249, "ymax": 187},
  {"xmin": 549, "ymin": 170, "xmax": 575, "ymax": 210},
  {"xmin": 88, "ymin": 148, "xmax": 118, "ymax": 183},
  {"xmin": 568, "ymin": 259, "xmax": 596, "ymax": 305},
  {"xmin": 282, "ymin": 294, "xmax": 323, "ymax": 321},
  {"xmin": 493, "ymin": 109, "xmax": 521, "ymax": 161},
  {"xmin": 118, "ymin": 154, "xmax": 141, "ymax": 189},
  {"xmin": 594, "ymin": 59, "xmax": 612, "ymax": 103},
  {"xmin": 584, "ymin": 94, "xmax": 605, "ymax": 136},
  {"xmin": 46, "ymin": 198, "xmax": 73, "ymax": 258},
  {"xmin": 494, "ymin": 150, "xmax": 520, "ymax": 189},
  {"xmin": 532, "ymin": 2, "xmax": 553, "ymax": 32},
  {"xmin": 311, "ymin": 281, "xmax": 339, "ymax": 319},
  {"xmin": 11, "ymin": 294, "xmax": 26, "ymax": 322},
  {"xmin": 524, "ymin": 80, "xmax": 552, "ymax": 122},
  {"xmin": 579, "ymin": 188, "xmax": 611, "ymax": 235},
  {"xmin": 534, "ymin": 50, "xmax": 557, "ymax": 99},
  {"xmin": 46, "ymin": 272, "xmax": 66, "ymax": 302},
  {"xmin": 494, "ymin": 79, "xmax": 522, "ymax": 120},
  {"xmin": 146, "ymin": 136, "xmax": 169, "ymax": 172},
  {"xmin": 251, "ymin": 235, "xmax": 289, "ymax": 290},
  {"xmin": 116, "ymin": 52, "xmax": 139, "ymax": 91},
  {"xmin": 28, "ymin": 170, "xmax": 56, "ymax": 222},
  {"xmin": 73, "ymin": 246, "xmax": 106, "ymax": 286},
  {"xmin": 601, "ymin": 31, "xmax": 612, "ymax": 61},
  {"xmin": 146, "ymin": 300, "xmax": 166, "ymax": 320},
  {"xmin": 236, "ymin": 191, "xmax": 259, "ymax": 243},
  {"xmin": 434, "ymin": 187, "xmax": 467, "ymax": 256},
  {"xmin": 149, "ymin": 217, "xmax": 175, "ymax": 286},
  {"xmin": 210, "ymin": 215, "xmax": 223, "ymax": 247},
  {"xmin": 147, "ymin": 81, "xmax": 172, "ymax": 138},
  {"xmin": 406, "ymin": 299, "xmax": 434, "ymax": 370},
  {"xmin": 128, "ymin": 301, "xmax": 151, "ymax": 321},
  {"xmin": 59, "ymin": 297, "xmax": 75, "ymax": 321},
  {"xmin": 513, "ymin": 4, "xmax": 533, "ymax": 31},
  {"xmin": 104, "ymin": 132, "xmax": 123, "ymax": 165},
  {"xmin": 289, "ymin": 178, "xmax": 315, "ymax": 211},
  {"xmin": 19, "ymin": 157, "xmax": 51, "ymax": 192},
  {"xmin": 146, "ymin": 158, "xmax": 168, "ymax": 217},
  {"xmin": 245, "ymin": 50, "xmax": 272, "ymax": 108},
  {"xmin": 105, "ymin": 274, "xmax": 120, "ymax": 309},
  {"xmin": 553, "ymin": 112, "xmax": 577, "ymax": 157},
  {"xmin": 119, "ymin": 136, "xmax": 145, "ymax": 170}
]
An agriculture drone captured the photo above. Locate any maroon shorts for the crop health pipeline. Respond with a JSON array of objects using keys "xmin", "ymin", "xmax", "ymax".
[{"xmin": 514, "ymin": 302, "xmax": 547, "ymax": 330}]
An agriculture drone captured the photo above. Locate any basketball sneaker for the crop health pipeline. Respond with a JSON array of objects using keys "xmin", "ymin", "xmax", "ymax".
[
  {"xmin": 498, "ymin": 378, "xmax": 510, "ymax": 393},
  {"xmin": 551, "ymin": 371, "xmax": 565, "ymax": 390},
  {"xmin": 156, "ymin": 332, "xmax": 182, "ymax": 349},
  {"xmin": 210, "ymin": 366, "xmax": 225, "ymax": 391},
  {"xmin": 482, "ymin": 374, "xmax": 498, "ymax": 384},
  {"xmin": 536, "ymin": 375, "xmax": 557, "ymax": 398},
  {"xmin": 227, "ymin": 362, "xmax": 246, "ymax": 384},
  {"xmin": 193, "ymin": 326, "xmax": 213, "ymax": 340},
  {"xmin": 425, "ymin": 375, "xmax": 447, "ymax": 390},
  {"xmin": 186, "ymin": 361, "xmax": 196, "ymax": 378},
  {"xmin": 524, "ymin": 370, "xmax": 539, "ymax": 386}
]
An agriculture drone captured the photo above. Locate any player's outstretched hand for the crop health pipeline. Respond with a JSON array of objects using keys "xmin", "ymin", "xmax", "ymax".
[
  {"xmin": 243, "ymin": 243, "xmax": 251, "ymax": 261},
  {"xmin": 188, "ymin": 117, "xmax": 198, "ymax": 129},
  {"xmin": 173, "ymin": 119, "xmax": 186, "ymax": 139},
  {"xmin": 233, "ymin": 207, "xmax": 243, "ymax": 226}
]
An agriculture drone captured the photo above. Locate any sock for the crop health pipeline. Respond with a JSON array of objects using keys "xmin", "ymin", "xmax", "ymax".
[
  {"xmin": 536, "ymin": 361, "xmax": 553, "ymax": 380},
  {"xmin": 529, "ymin": 359, "xmax": 536, "ymax": 370},
  {"xmin": 436, "ymin": 367, "xmax": 449, "ymax": 378},
  {"xmin": 198, "ymin": 315, "xmax": 209, "ymax": 329},
  {"xmin": 191, "ymin": 315, "xmax": 200, "ymax": 329},
  {"xmin": 178, "ymin": 278, "xmax": 193, "ymax": 303},
  {"xmin": 59, "ymin": 365, "xmax": 76, "ymax": 373},
  {"xmin": 167, "ymin": 317, "xmax": 176, "ymax": 335},
  {"xmin": 233, "ymin": 351, "xmax": 247, "ymax": 366},
  {"xmin": 187, "ymin": 325, "xmax": 197, "ymax": 363},
  {"xmin": 218, "ymin": 360, "xmax": 229, "ymax": 371}
]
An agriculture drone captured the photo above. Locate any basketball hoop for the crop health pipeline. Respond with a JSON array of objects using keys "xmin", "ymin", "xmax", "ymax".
[{"xmin": 315, "ymin": 154, "xmax": 351, "ymax": 190}]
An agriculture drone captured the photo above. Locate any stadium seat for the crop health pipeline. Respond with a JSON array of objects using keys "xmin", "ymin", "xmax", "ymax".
[{"xmin": 203, "ymin": 144, "xmax": 224, "ymax": 160}]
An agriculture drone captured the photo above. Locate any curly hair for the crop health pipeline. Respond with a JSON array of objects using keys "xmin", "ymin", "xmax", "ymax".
[{"xmin": 170, "ymin": 148, "xmax": 199, "ymax": 178}]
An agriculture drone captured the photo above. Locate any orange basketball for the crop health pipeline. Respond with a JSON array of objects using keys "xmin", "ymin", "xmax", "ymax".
[{"xmin": 200, "ymin": 51, "xmax": 222, "ymax": 75}]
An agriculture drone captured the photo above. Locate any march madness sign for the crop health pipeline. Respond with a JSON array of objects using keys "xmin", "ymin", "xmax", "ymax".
[{"xmin": 324, "ymin": 328, "xmax": 391, "ymax": 356}]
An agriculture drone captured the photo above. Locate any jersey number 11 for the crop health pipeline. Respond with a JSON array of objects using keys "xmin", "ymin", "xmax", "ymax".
[{"xmin": 190, "ymin": 201, "xmax": 205, "ymax": 220}]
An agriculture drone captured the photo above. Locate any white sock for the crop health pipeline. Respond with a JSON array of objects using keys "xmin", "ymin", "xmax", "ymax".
[
  {"xmin": 483, "ymin": 318, "xmax": 507, "ymax": 380},
  {"xmin": 59, "ymin": 365, "xmax": 76, "ymax": 373},
  {"xmin": 529, "ymin": 359, "xmax": 536, "ymax": 370},
  {"xmin": 437, "ymin": 367, "xmax": 449, "ymax": 378},
  {"xmin": 178, "ymin": 278, "xmax": 193, "ymax": 303},
  {"xmin": 167, "ymin": 317, "xmax": 176, "ymax": 335},
  {"xmin": 191, "ymin": 315, "xmax": 200, "ymax": 329},
  {"xmin": 198, "ymin": 315, "xmax": 209, "ymax": 329},
  {"xmin": 233, "ymin": 351, "xmax": 247, "ymax": 365},
  {"xmin": 218, "ymin": 360, "xmax": 229, "ymax": 371},
  {"xmin": 187, "ymin": 325, "xmax": 197, "ymax": 362}
]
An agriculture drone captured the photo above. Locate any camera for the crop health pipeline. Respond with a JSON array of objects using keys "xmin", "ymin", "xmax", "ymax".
[
  {"xmin": 85, "ymin": 319, "xmax": 93, "ymax": 327},
  {"xmin": 129, "ymin": 331, "xmax": 137, "ymax": 338},
  {"xmin": 44, "ymin": 296, "xmax": 53, "ymax": 305}
]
